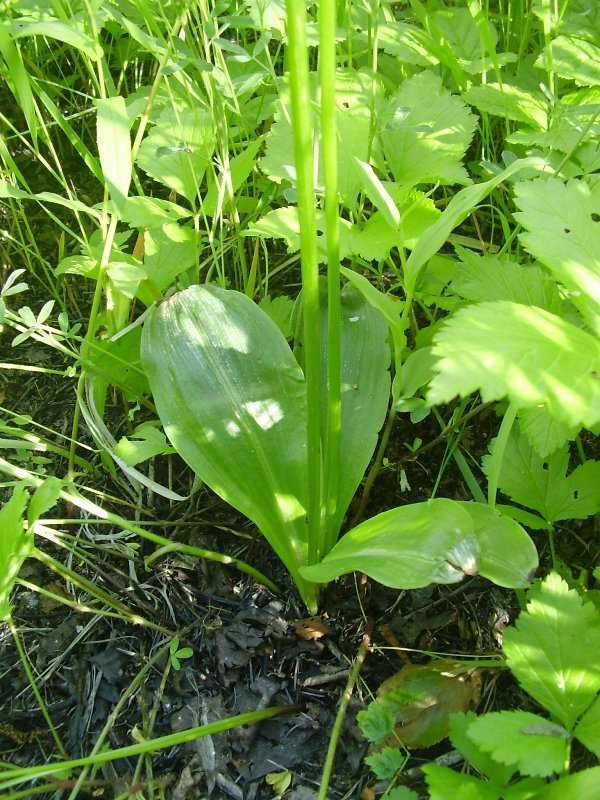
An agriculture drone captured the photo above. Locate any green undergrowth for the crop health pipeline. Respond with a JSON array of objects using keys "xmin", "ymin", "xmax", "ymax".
[{"xmin": 0, "ymin": 0, "xmax": 599, "ymax": 797}]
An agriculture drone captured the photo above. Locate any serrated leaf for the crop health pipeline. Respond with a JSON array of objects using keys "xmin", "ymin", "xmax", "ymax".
[
  {"xmin": 364, "ymin": 746, "xmax": 406, "ymax": 780},
  {"xmin": 136, "ymin": 106, "xmax": 215, "ymax": 201},
  {"xmin": 385, "ymin": 788, "xmax": 420, "ymax": 800},
  {"xmin": 118, "ymin": 196, "xmax": 192, "ymax": 227},
  {"xmin": 357, "ymin": 702, "xmax": 395, "ymax": 743},
  {"xmin": 467, "ymin": 710, "xmax": 568, "ymax": 777},
  {"xmin": 518, "ymin": 407, "xmax": 578, "ymax": 459},
  {"xmin": 537, "ymin": 36, "xmax": 600, "ymax": 86},
  {"xmin": 464, "ymin": 83, "xmax": 547, "ymax": 128},
  {"xmin": 423, "ymin": 764, "xmax": 501, "ymax": 800},
  {"xmin": 260, "ymin": 70, "xmax": 378, "ymax": 206},
  {"xmin": 450, "ymin": 250, "xmax": 562, "ymax": 314},
  {"xmin": 482, "ymin": 426, "xmax": 600, "ymax": 522},
  {"xmin": 503, "ymin": 573, "xmax": 600, "ymax": 729},
  {"xmin": 525, "ymin": 767, "xmax": 600, "ymax": 800},
  {"xmin": 514, "ymin": 178, "xmax": 600, "ymax": 333},
  {"xmin": 428, "ymin": 300, "xmax": 600, "ymax": 429},
  {"xmin": 0, "ymin": 483, "xmax": 32, "ymax": 621},
  {"xmin": 379, "ymin": 71, "xmax": 477, "ymax": 188},
  {"xmin": 574, "ymin": 694, "xmax": 600, "ymax": 757},
  {"xmin": 258, "ymin": 295, "xmax": 294, "ymax": 338},
  {"xmin": 143, "ymin": 224, "xmax": 197, "ymax": 291},
  {"xmin": 449, "ymin": 711, "xmax": 516, "ymax": 785}
]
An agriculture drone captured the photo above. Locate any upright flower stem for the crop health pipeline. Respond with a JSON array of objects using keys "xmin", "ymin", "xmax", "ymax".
[
  {"xmin": 286, "ymin": 0, "xmax": 322, "ymax": 566},
  {"xmin": 319, "ymin": 0, "xmax": 342, "ymax": 556}
]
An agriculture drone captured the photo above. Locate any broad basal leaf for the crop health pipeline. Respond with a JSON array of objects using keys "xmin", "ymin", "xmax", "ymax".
[
  {"xmin": 0, "ymin": 483, "xmax": 31, "ymax": 621},
  {"xmin": 503, "ymin": 573, "xmax": 600, "ymax": 730},
  {"xmin": 379, "ymin": 70, "xmax": 477, "ymax": 188},
  {"xmin": 141, "ymin": 286, "xmax": 312, "ymax": 598},
  {"xmin": 299, "ymin": 498, "xmax": 536, "ymax": 589},
  {"xmin": 467, "ymin": 710, "xmax": 569, "ymax": 778},
  {"xmin": 428, "ymin": 300, "xmax": 600, "ymax": 429},
  {"xmin": 482, "ymin": 425, "xmax": 600, "ymax": 523},
  {"xmin": 320, "ymin": 285, "xmax": 391, "ymax": 537},
  {"xmin": 136, "ymin": 106, "xmax": 216, "ymax": 201},
  {"xmin": 514, "ymin": 177, "xmax": 600, "ymax": 333}
]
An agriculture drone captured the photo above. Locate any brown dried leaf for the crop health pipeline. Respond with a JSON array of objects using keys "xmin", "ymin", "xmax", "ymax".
[
  {"xmin": 377, "ymin": 659, "xmax": 482, "ymax": 748},
  {"xmin": 294, "ymin": 616, "xmax": 332, "ymax": 641}
]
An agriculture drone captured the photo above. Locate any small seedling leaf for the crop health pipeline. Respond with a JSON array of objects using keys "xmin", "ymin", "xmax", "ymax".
[
  {"xmin": 357, "ymin": 702, "xmax": 395, "ymax": 743},
  {"xmin": 364, "ymin": 746, "xmax": 406, "ymax": 780},
  {"xmin": 428, "ymin": 300, "xmax": 600, "ymax": 429},
  {"xmin": 114, "ymin": 425, "xmax": 174, "ymax": 466},
  {"xmin": 503, "ymin": 573, "xmax": 600, "ymax": 730},
  {"xmin": 27, "ymin": 477, "xmax": 63, "ymax": 527}
]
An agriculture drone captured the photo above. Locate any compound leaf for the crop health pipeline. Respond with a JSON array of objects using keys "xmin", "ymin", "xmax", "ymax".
[
  {"xmin": 503, "ymin": 573, "xmax": 600, "ymax": 730},
  {"xmin": 467, "ymin": 710, "xmax": 569, "ymax": 778},
  {"xmin": 428, "ymin": 300, "xmax": 600, "ymax": 429},
  {"xmin": 483, "ymin": 426, "xmax": 600, "ymax": 523}
]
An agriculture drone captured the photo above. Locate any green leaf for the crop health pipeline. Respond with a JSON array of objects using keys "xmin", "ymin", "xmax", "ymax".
[
  {"xmin": 0, "ymin": 483, "xmax": 31, "ymax": 621},
  {"xmin": 450, "ymin": 249, "xmax": 562, "ymax": 314},
  {"xmin": 321, "ymin": 285, "xmax": 391, "ymax": 535},
  {"xmin": 514, "ymin": 178, "xmax": 600, "ymax": 333},
  {"xmin": 300, "ymin": 498, "xmax": 536, "ymax": 590},
  {"xmin": 464, "ymin": 83, "xmax": 547, "ymax": 128},
  {"xmin": 114, "ymin": 425, "xmax": 175, "ymax": 467},
  {"xmin": 424, "ymin": 764, "xmax": 501, "ymax": 800},
  {"xmin": 141, "ymin": 286, "xmax": 313, "ymax": 603},
  {"xmin": 455, "ymin": 502, "xmax": 538, "ymax": 588},
  {"xmin": 0, "ymin": 23, "xmax": 38, "ymax": 146},
  {"xmin": 537, "ymin": 36, "xmax": 600, "ymax": 86},
  {"xmin": 364, "ymin": 746, "xmax": 406, "ymax": 780},
  {"xmin": 202, "ymin": 137, "xmax": 264, "ymax": 217},
  {"xmin": 503, "ymin": 573, "xmax": 600, "ymax": 730},
  {"xmin": 379, "ymin": 70, "xmax": 477, "ymax": 188},
  {"xmin": 136, "ymin": 106, "xmax": 216, "ymax": 201},
  {"xmin": 10, "ymin": 17, "xmax": 103, "ymax": 60},
  {"xmin": 574, "ymin": 694, "xmax": 600, "ymax": 757},
  {"xmin": 428, "ymin": 300, "xmax": 600, "ymax": 430},
  {"xmin": 449, "ymin": 711, "xmax": 516, "ymax": 785},
  {"xmin": 143, "ymin": 224, "xmax": 198, "ymax": 291},
  {"xmin": 118, "ymin": 196, "xmax": 192, "ymax": 227},
  {"xmin": 526, "ymin": 767, "xmax": 600, "ymax": 800},
  {"xmin": 385, "ymin": 788, "xmax": 420, "ymax": 800},
  {"xmin": 353, "ymin": 158, "xmax": 401, "ymax": 228},
  {"xmin": 482, "ymin": 426, "xmax": 600, "ymax": 523},
  {"xmin": 357, "ymin": 702, "xmax": 395, "ymax": 743},
  {"xmin": 27, "ymin": 476, "xmax": 63, "ymax": 527},
  {"xmin": 466, "ymin": 710, "xmax": 568, "ymax": 778},
  {"xmin": 96, "ymin": 96, "xmax": 132, "ymax": 213},
  {"xmin": 517, "ymin": 407, "xmax": 578, "ymax": 460},
  {"xmin": 260, "ymin": 70, "xmax": 377, "ymax": 206}
]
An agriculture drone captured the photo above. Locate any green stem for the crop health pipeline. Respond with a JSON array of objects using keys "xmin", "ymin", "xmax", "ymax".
[
  {"xmin": 319, "ymin": 0, "xmax": 342, "ymax": 557},
  {"xmin": 286, "ymin": 0, "xmax": 322, "ymax": 565},
  {"xmin": 487, "ymin": 402, "xmax": 518, "ymax": 508},
  {"xmin": 318, "ymin": 625, "xmax": 372, "ymax": 800}
]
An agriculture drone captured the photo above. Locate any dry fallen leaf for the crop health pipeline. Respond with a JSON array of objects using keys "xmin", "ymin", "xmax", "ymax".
[{"xmin": 293, "ymin": 616, "xmax": 332, "ymax": 641}]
